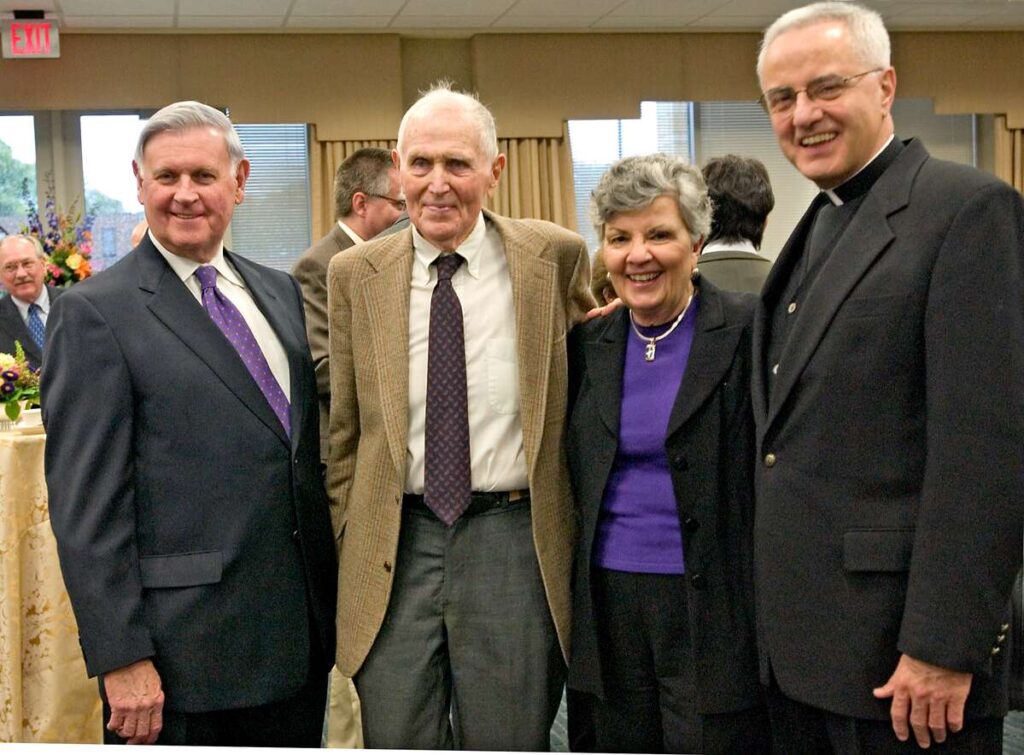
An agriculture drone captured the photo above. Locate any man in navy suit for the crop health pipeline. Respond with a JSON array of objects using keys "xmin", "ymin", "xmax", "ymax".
[
  {"xmin": 0, "ymin": 234, "xmax": 62, "ymax": 369},
  {"xmin": 42, "ymin": 101, "xmax": 336, "ymax": 746},
  {"xmin": 753, "ymin": 3, "xmax": 1024, "ymax": 752}
]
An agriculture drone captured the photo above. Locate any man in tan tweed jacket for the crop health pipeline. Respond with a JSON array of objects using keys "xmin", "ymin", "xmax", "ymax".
[{"xmin": 326, "ymin": 82, "xmax": 594, "ymax": 750}]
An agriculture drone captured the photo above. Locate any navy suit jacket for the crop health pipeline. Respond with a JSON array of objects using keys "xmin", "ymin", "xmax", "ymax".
[
  {"xmin": 42, "ymin": 238, "xmax": 337, "ymax": 713},
  {"xmin": 753, "ymin": 139, "xmax": 1024, "ymax": 719},
  {"xmin": 0, "ymin": 286, "xmax": 63, "ymax": 370}
]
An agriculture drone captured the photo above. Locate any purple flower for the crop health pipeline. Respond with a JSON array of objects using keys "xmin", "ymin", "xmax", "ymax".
[
  {"xmin": 1, "ymin": 369, "xmax": 18, "ymax": 382},
  {"xmin": 1, "ymin": 382, "xmax": 15, "ymax": 396}
]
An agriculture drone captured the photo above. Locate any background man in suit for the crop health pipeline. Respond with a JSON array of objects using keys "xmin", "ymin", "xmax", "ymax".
[
  {"xmin": 753, "ymin": 3, "xmax": 1024, "ymax": 752},
  {"xmin": 42, "ymin": 100, "xmax": 337, "ymax": 746},
  {"xmin": 0, "ymin": 234, "xmax": 62, "ymax": 369},
  {"xmin": 326, "ymin": 82, "xmax": 594, "ymax": 749},
  {"xmin": 292, "ymin": 147, "xmax": 402, "ymax": 749},
  {"xmin": 698, "ymin": 154, "xmax": 775, "ymax": 294}
]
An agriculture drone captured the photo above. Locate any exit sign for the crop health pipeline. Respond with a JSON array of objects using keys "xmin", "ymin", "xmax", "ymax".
[{"xmin": 2, "ymin": 19, "xmax": 60, "ymax": 59}]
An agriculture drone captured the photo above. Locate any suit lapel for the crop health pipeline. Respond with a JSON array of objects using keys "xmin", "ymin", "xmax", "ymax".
[
  {"xmin": 0, "ymin": 295, "xmax": 41, "ymax": 364},
  {"xmin": 586, "ymin": 310, "xmax": 628, "ymax": 439},
  {"xmin": 362, "ymin": 232, "xmax": 413, "ymax": 475},
  {"xmin": 666, "ymin": 284, "xmax": 743, "ymax": 441},
  {"xmin": 491, "ymin": 213, "xmax": 557, "ymax": 478},
  {"xmin": 763, "ymin": 141, "xmax": 924, "ymax": 433},
  {"xmin": 138, "ymin": 241, "xmax": 289, "ymax": 447}
]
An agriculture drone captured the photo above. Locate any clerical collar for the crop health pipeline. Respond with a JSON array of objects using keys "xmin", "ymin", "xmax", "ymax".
[{"xmin": 824, "ymin": 135, "xmax": 903, "ymax": 206}]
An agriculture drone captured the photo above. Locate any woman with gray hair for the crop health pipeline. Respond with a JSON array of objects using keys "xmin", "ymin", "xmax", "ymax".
[{"xmin": 566, "ymin": 153, "xmax": 768, "ymax": 752}]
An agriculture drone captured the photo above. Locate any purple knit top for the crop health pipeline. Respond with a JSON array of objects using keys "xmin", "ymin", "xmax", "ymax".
[{"xmin": 592, "ymin": 296, "xmax": 700, "ymax": 574}]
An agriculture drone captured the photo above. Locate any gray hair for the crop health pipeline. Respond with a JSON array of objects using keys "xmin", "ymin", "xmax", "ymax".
[
  {"xmin": 335, "ymin": 148, "xmax": 393, "ymax": 219},
  {"xmin": 396, "ymin": 80, "xmax": 498, "ymax": 163},
  {"xmin": 134, "ymin": 100, "xmax": 246, "ymax": 171},
  {"xmin": 757, "ymin": 2, "xmax": 890, "ymax": 81},
  {"xmin": 0, "ymin": 234, "xmax": 45, "ymax": 258},
  {"xmin": 590, "ymin": 153, "xmax": 711, "ymax": 242}
]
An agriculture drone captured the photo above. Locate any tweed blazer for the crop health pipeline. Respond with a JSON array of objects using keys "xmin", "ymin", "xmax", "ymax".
[
  {"xmin": 326, "ymin": 210, "xmax": 594, "ymax": 676},
  {"xmin": 293, "ymin": 224, "xmax": 358, "ymax": 464}
]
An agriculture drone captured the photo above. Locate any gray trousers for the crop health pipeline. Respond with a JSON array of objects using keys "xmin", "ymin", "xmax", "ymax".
[{"xmin": 354, "ymin": 494, "xmax": 565, "ymax": 750}]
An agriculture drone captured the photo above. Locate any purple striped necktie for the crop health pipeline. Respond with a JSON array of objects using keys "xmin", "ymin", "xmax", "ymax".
[
  {"xmin": 194, "ymin": 265, "xmax": 291, "ymax": 438},
  {"xmin": 423, "ymin": 253, "xmax": 472, "ymax": 526}
]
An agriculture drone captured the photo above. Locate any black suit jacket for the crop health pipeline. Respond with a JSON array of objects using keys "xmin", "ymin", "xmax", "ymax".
[
  {"xmin": 0, "ymin": 286, "xmax": 63, "ymax": 370},
  {"xmin": 566, "ymin": 281, "xmax": 762, "ymax": 715},
  {"xmin": 42, "ymin": 238, "xmax": 337, "ymax": 713},
  {"xmin": 753, "ymin": 138, "xmax": 1024, "ymax": 719}
]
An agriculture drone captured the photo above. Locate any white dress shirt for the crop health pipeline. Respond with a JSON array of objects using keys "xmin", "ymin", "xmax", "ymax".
[
  {"xmin": 12, "ymin": 286, "xmax": 51, "ymax": 327},
  {"xmin": 150, "ymin": 232, "xmax": 291, "ymax": 400},
  {"xmin": 337, "ymin": 220, "xmax": 364, "ymax": 245},
  {"xmin": 405, "ymin": 213, "xmax": 528, "ymax": 494}
]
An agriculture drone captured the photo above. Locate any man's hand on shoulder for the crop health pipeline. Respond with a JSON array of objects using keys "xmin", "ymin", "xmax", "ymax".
[
  {"xmin": 585, "ymin": 297, "xmax": 622, "ymax": 320},
  {"xmin": 103, "ymin": 658, "xmax": 165, "ymax": 744},
  {"xmin": 873, "ymin": 653, "xmax": 972, "ymax": 749}
]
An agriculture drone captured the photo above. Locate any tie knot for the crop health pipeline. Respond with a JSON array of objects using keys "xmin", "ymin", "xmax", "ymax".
[
  {"xmin": 29, "ymin": 303, "xmax": 40, "ymax": 314},
  {"xmin": 195, "ymin": 265, "xmax": 218, "ymax": 291},
  {"xmin": 434, "ymin": 253, "xmax": 463, "ymax": 282}
]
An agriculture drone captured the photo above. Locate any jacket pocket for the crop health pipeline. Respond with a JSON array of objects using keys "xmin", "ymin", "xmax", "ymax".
[
  {"xmin": 843, "ymin": 529, "xmax": 914, "ymax": 572},
  {"xmin": 139, "ymin": 550, "xmax": 223, "ymax": 588}
]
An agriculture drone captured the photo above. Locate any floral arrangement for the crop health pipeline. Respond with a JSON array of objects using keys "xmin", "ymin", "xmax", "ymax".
[
  {"xmin": 0, "ymin": 342, "xmax": 40, "ymax": 422},
  {"xmin": 20, "ymin": 176, "xmax": 95, "ymax": 287}
]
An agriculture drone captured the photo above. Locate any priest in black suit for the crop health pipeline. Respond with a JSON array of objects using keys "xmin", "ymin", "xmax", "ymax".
[
  {"xmin": 0, "ymin": 234, "xmax": 62, "ymax": 369},
  {"xmin": 42, "ymin": 101, "xmax": 336, "ymax": 746},
  {"xmin": 754, "ymin": 3, "xmax": 1024, "ymax": 752}
]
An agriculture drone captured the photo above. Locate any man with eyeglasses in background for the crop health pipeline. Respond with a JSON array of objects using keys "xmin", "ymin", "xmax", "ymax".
[
  {"xmin": 291, "ymin": 146, "xmax": 403, "ymax": 748},
  {"xmin": 0, "ymin": 234, "xmax": 62, "ymax": 370},
  {"xmin": 753, "ymin": 3, "xmax": 1024, "ymax": 752}
]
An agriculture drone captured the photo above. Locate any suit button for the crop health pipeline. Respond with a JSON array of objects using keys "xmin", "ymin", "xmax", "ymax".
[
  {"xmin": 383, "ymin": 561, "xmax": 392, "ymax": 573},
  {"xmin": 1003, "ymin": 622, "xmax": 1011, "ymax": 632},
  {"xmin": 998, "ymin": 633, "xmax": 1007, "ymax": 643},
  {"xmin": 691, "ymin": 574, "xmax": 706, "ymax": 590},
  {"xmin": 291, "ymin": 530, "xmax": 300, "ymax": 542},
  {"xmin": 787, "ymin": 301, "xmax": 797, "ymax": 314},
  {"xmin": 992, "ymin": 646, "xmax": 1002, "ymax": 656},
  {"xmin": 764, "ymin": 453, "xmax": 777, "ymax": 467},
  {"xmin": 673, "ymin": 454, "xmax": 688, "ymax": 470},
  {"xmin": 683, "ymin": 517, "xmax": 699, "ymax": 533}
]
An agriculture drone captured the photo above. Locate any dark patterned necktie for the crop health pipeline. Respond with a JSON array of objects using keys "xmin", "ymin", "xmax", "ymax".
[
  {"xmin": 26, "ymin": 303, "xmax": 45, "ymax": 349},
  {"xmin": 195, "ymin": 265, "xmax": 291, "ymax": 438},
  {"xmin": 424, "ymin": 253, "xmax": 472, "ymax": 526}
]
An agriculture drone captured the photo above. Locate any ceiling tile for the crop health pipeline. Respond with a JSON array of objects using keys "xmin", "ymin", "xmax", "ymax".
[
  {"xmin": 606, "ymin": 0, "xmax": 729, "ymax": 17},
  {"xmin": 389, "ymin": 14, "xmax": 500, "ymax": 27},
  {"xmin": 0, "ymin": 0, "xmax": 56, "ymax": 10},
  {"xmin": 401, "ymin": 0, "xmax": 515, "ymax": 16},
  {"xmin": 178, "ymin": 0, "xmax": 292, "ymax": 16},
  {"xmin": 176, "ymin": 14, "xmax": 285, "ymax": 27},
  {"xmin": 503, "ymin": 0, "xmax": 620, "ymax": 17},
  {"xmin": 59, "ymin": 0, "xmax": 172, "ymax": 13},
  {"xmin": 290, "ymin": 0, "xmax": 404, "ymax": 15},
  {"xmin": 62, "ymin": 14, "xmax": 174, "ymax": 27},
  {"xmin": 686, "ymin": 14, "xmax": 776, "ymax": 28},
  {"xmin": 490, "ymin": 14, "xmax": 602, "ymax": 27},
  {"xmin": 285, "ymin": 14, "xmax": 395, "ymax": 27}
]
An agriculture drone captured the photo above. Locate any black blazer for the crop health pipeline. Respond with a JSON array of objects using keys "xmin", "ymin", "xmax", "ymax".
[
  {"xmin": 42, "ymin": 238, "xmax": 337, "ymax": 713},
  {"xmin": 753, "ymin": 139, "xmax": 1024, "ymax": 719},
  {"xmin": 566, "ymin": 280, "xmax": 762, "ymax": 715},
  {"xmin": 0, "ymin": 285, "xmax": 63, "ymax": 369}
]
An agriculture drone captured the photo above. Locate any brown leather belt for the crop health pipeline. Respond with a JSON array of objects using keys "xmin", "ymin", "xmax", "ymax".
[{"xmin": 402, "ymin": 489, "xmax": 530, "ymax": 517}]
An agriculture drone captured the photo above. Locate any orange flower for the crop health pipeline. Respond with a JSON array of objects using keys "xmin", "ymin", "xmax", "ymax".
[{"xmin": 75, "ymin": 260, "xmax": 92, "ymax": 280}]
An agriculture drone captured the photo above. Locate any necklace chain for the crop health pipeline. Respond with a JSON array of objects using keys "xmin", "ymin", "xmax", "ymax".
[{"xmin": 629, "ymin": 293, "xmax": 694, "ymax": 362}]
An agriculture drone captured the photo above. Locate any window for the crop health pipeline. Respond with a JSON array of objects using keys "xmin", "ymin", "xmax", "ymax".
[
  {"xmin": 231, "ymin": 124, "xmax": 311, "ymax": 271},
  {"xmin": 569, "ymin": 98, "xmax": 978, "ymax": 260},
  {"xmin": 0, "ymin": 115, "xmax": 36, "ymax": 239},
  {"xmin": 81, "ymin": 114, "xmax": 147, "ymax": 271}
]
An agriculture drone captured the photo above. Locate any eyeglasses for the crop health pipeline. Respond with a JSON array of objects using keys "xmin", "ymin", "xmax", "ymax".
[
  {"xmin": 366, "ymin": 194, "xmax": 407, "ymax": 212},
  {"xmin": 1, "ymin": 259, "xmax": 40, "ymax": 275},
  {"xmin": 758, "ymin": 68, "xmax": 883, "ymax": 115}
]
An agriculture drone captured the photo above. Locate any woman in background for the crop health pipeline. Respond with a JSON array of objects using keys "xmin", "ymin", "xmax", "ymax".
[{"xmin": 566, "ymin": 153, "xmax": 768, "ymax": 754}]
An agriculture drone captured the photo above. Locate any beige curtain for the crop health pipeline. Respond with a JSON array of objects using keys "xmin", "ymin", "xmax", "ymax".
[
  {"xmin": 309, "ymin": 124, "xmax": 578, "ymax": 239},
  {"xmin": 994, "ymin": 115, "xmax": 1024, "ymax": 194}
]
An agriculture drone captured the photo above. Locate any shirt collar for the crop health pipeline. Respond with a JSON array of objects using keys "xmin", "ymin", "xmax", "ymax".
[
  {"xmin": 11, "ymin": 286, "xmax": 49, "ymax": 319},
  {"xmin": 412, "ymin": 212, "xmax": 487, "ymax": 279},
  {"xmin": 702, "ymin": 239, "xmax": 759, "ymax": 255},
  {"xmin": 337, "ymin": 219, "xmax": 364, "ymax": 245},
  {"xmin": 824, "ymin": 134, "xmax": 900, "ymax": 206},
  {"xmin": 149, "ymin": 232, "xmax": 242, "ymax": 288}
]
